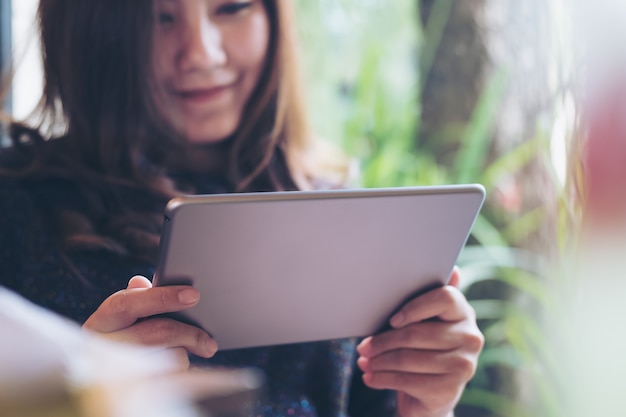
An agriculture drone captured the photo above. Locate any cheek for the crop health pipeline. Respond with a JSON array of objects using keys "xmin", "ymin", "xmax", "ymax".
[
  {"xmin": 150, "ymin": 37, "xmax": 180, "ymax": 115},
  {"xmin": 228, "ymin": 15, "xmax": 270, "ymax": 78},
  {"xmin": 151, "ymin": 36, "xmax": 176, "ymax": 82}
]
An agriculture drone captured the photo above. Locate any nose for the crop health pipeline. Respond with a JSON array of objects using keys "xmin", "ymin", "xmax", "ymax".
[{"xmin": 178, "ymin": 17, "xmax": 227, "ymax": 72}]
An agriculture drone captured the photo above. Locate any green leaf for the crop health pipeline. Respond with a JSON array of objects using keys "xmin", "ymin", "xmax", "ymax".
[
  {"xmin": 418, "ymin": 0, "xmax": 454, "ymax": 93},
  {"xmin": 454, "ymin": 68, "xmax": 509, "ymax": 183},
  {"xmin": 502, "ymin": 206, "xmax": 547, "ymax": 244},
  {"xmin": 498, "ymin": 269, "xmax": 552, "ymax": 306},
  {"xmin": 477, "ymin": 344, "xmax": 524, "ymax": 369},
  {"xmin": 482, "ymin": 133, "xmax": 548, "ymax": 189}
]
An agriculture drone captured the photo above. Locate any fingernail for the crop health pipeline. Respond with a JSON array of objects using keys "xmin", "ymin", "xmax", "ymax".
[
  {"xmin": 390, "ymin": 312, "xmax": 404, "ymax": 328},
  {"xmin": 357, "ymin": 337, "xmax": 371, "ymax": 356},
  {"xmin": 357, "ymin": 356, "xmax": 369, "ymax": 372},
  {"xmin": 178, "ymin": 288, "xmax": 200, "ymax": 304},
  {"xmin": 206, "ymin": 338, "xmax": 218, "ymax": 356}
]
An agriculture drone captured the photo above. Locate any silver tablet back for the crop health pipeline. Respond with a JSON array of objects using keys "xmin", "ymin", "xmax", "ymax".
[{"xmin": 153, "ymin": 185, "xmax": 485, "ymax": 350}]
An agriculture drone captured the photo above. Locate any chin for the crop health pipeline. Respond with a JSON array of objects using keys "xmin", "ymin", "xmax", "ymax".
[
  {"xmin": 185, "ymin": 134, "xmax": 231, "ymax": 145},
  {"xmin": 182, "ymin": 118, "xmax": 240, "ymax": 145},
  {"xmin": 184, "ymin": 126, "xmax": 237, "ymax": 144}
]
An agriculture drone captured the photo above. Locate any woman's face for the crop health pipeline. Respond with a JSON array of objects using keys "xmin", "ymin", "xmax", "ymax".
[{"xmin": 151, "ymin": 0, "xmax": 270, "ymax": 144}]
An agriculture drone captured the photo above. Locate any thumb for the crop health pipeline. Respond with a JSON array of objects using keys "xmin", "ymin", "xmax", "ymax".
[
  {"xmin": 127, "ymin": 275, "xmax": 153, "ymax": 290},
  {"xmin": 448, "ymin": 266, "xmax": 461, "ymax": 288}
]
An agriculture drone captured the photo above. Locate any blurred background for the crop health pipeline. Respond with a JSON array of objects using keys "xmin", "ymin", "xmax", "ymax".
[
  {"xmin": 294, "ymin": 1, "xmax": 574, "ymax": 416},
  {"xmin": 293, "ymin": 1, "xmax": 626, "ymax": 417},
  {"xmin": 3, "ymin": 0, "xmax": 626, "ymax": 416}
]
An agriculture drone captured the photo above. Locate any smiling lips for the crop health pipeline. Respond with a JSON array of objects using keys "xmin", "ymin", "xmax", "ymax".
[{"xmin": 176, "ymin": 84, "xmax": 233, "ymax": 104}]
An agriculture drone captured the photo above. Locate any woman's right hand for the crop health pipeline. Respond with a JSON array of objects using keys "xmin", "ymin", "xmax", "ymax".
[{"xmin": 83, "ymin": 275, "xmax": 217, "ymax": 369}]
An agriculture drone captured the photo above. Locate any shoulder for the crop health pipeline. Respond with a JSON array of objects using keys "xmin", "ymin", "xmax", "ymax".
[
  {"xmin": 0, "ymin": 123, "xmax": 50, "ymax": 169},
  {"xmin": 0, "ymin": 143, "xmax": 34, "ymax": 172},
  {"xmin": 0, "ymin": 166, "xmax": 59, "ymax": 229},
  {"xmin": 0, "ymin": 165, "xmax": 76, "ymax": 215},
  {"xmin": 0, "ymin": 135, "xmax": 86, "ymax": 208},
  {"xmin": 0, "ymin": 139, "xmax": 82, "ymax": 255},
  {"xmin": 0, "ymin": 127, "xmax": 75, "ymax": 168},
  {"xmin": 0, "ymin": 176, "xmax": 46, "ymax": 294},
  {"xmin": 0, "ymin": 161, "xmax": 125, "ymax": 323}
]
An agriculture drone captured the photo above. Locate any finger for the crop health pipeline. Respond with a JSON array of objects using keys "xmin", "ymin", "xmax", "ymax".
[
  {"xmin": 105, "ymin": 318, "xmax": 218, "ymax": 358},
  {"xmin": 83, "ymin": 286, "xmax": 200, "ymax": 333},
  {"xmin": 362, "ymin": 371, "xmax": 463, "ymax": 411},
  {"xmin": 358, "ymin": 321, "xmax": 474, "ymax": 357},
  {"xmin": 169, "ymin": 347, "xmax": 191, "ymax": 371},
  {"xmin": 448, "ymin": 266, "xmax": 461, "ymax": 288},
  {"xmin": 389, "ymin": 286, "xmax": 474, "ymax": 328},
  {"xmin": 357, "ymin": 349, "xmax": 478, "ymax": 381},
  {"xmin": 358, "ymin": 350, "xmax": 445, "ymax": 374},
  {"xmin": 127, "ymin": 275, "xmax": 153, "ymax": 289}
]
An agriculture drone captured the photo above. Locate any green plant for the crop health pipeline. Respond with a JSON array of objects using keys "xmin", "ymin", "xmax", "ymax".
[{"xmin": 295, "ymin": 2, "xmax": 567, "ymax": 416}]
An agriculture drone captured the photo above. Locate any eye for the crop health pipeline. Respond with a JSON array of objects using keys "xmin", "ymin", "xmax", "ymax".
[
  {"xmin": 156, "ymin": 11, "xmax": 175, "ymax": 25},
  {"xmin": 216, "ymin": 1, "xmax": 253, "ymax": 16}
]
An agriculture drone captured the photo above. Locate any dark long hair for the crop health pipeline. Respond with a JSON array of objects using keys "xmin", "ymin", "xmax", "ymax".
[{"xmin": 2, "ymin": 0, "xmax": 347, "ymax": 263}]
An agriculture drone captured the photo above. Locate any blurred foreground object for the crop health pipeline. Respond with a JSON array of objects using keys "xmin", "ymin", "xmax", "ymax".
[
  {"xmin": 554, "ymin": 5, "xmax": 626, "ymax": 412},
  {"xmin": 0, "ymin": 287, "xmax": 263, "ymax": 417},
  {"xmin": 551, "ymin": 235, "xmax": 626, "ymax": 417},
  {"xmin": 577, "ymin": 0, "xmax": 626, "ymax": 231},
  {"xmin": 581, "ymin": 76, "xmax": 626, "ymax": 231}
]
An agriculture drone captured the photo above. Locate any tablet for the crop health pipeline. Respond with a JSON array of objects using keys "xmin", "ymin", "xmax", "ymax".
[{"xmin": 152, "ymin": 184, "xmax": 485, "ymax": 350}]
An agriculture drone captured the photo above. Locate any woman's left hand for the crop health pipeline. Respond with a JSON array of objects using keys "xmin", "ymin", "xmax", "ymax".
[{"xmin": 356, "ymin": 267, "xmax": 483, "ymax": 417}]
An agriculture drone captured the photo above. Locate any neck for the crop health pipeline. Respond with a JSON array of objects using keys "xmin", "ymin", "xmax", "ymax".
[{"xmin": 165, "ymin": 139, "xmax": 231, "ymax": 177}]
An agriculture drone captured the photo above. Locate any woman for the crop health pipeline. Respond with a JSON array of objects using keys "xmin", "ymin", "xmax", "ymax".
[{"xmin": 0, "ymin": 1, "xmax": 483, "ymax": 416}]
